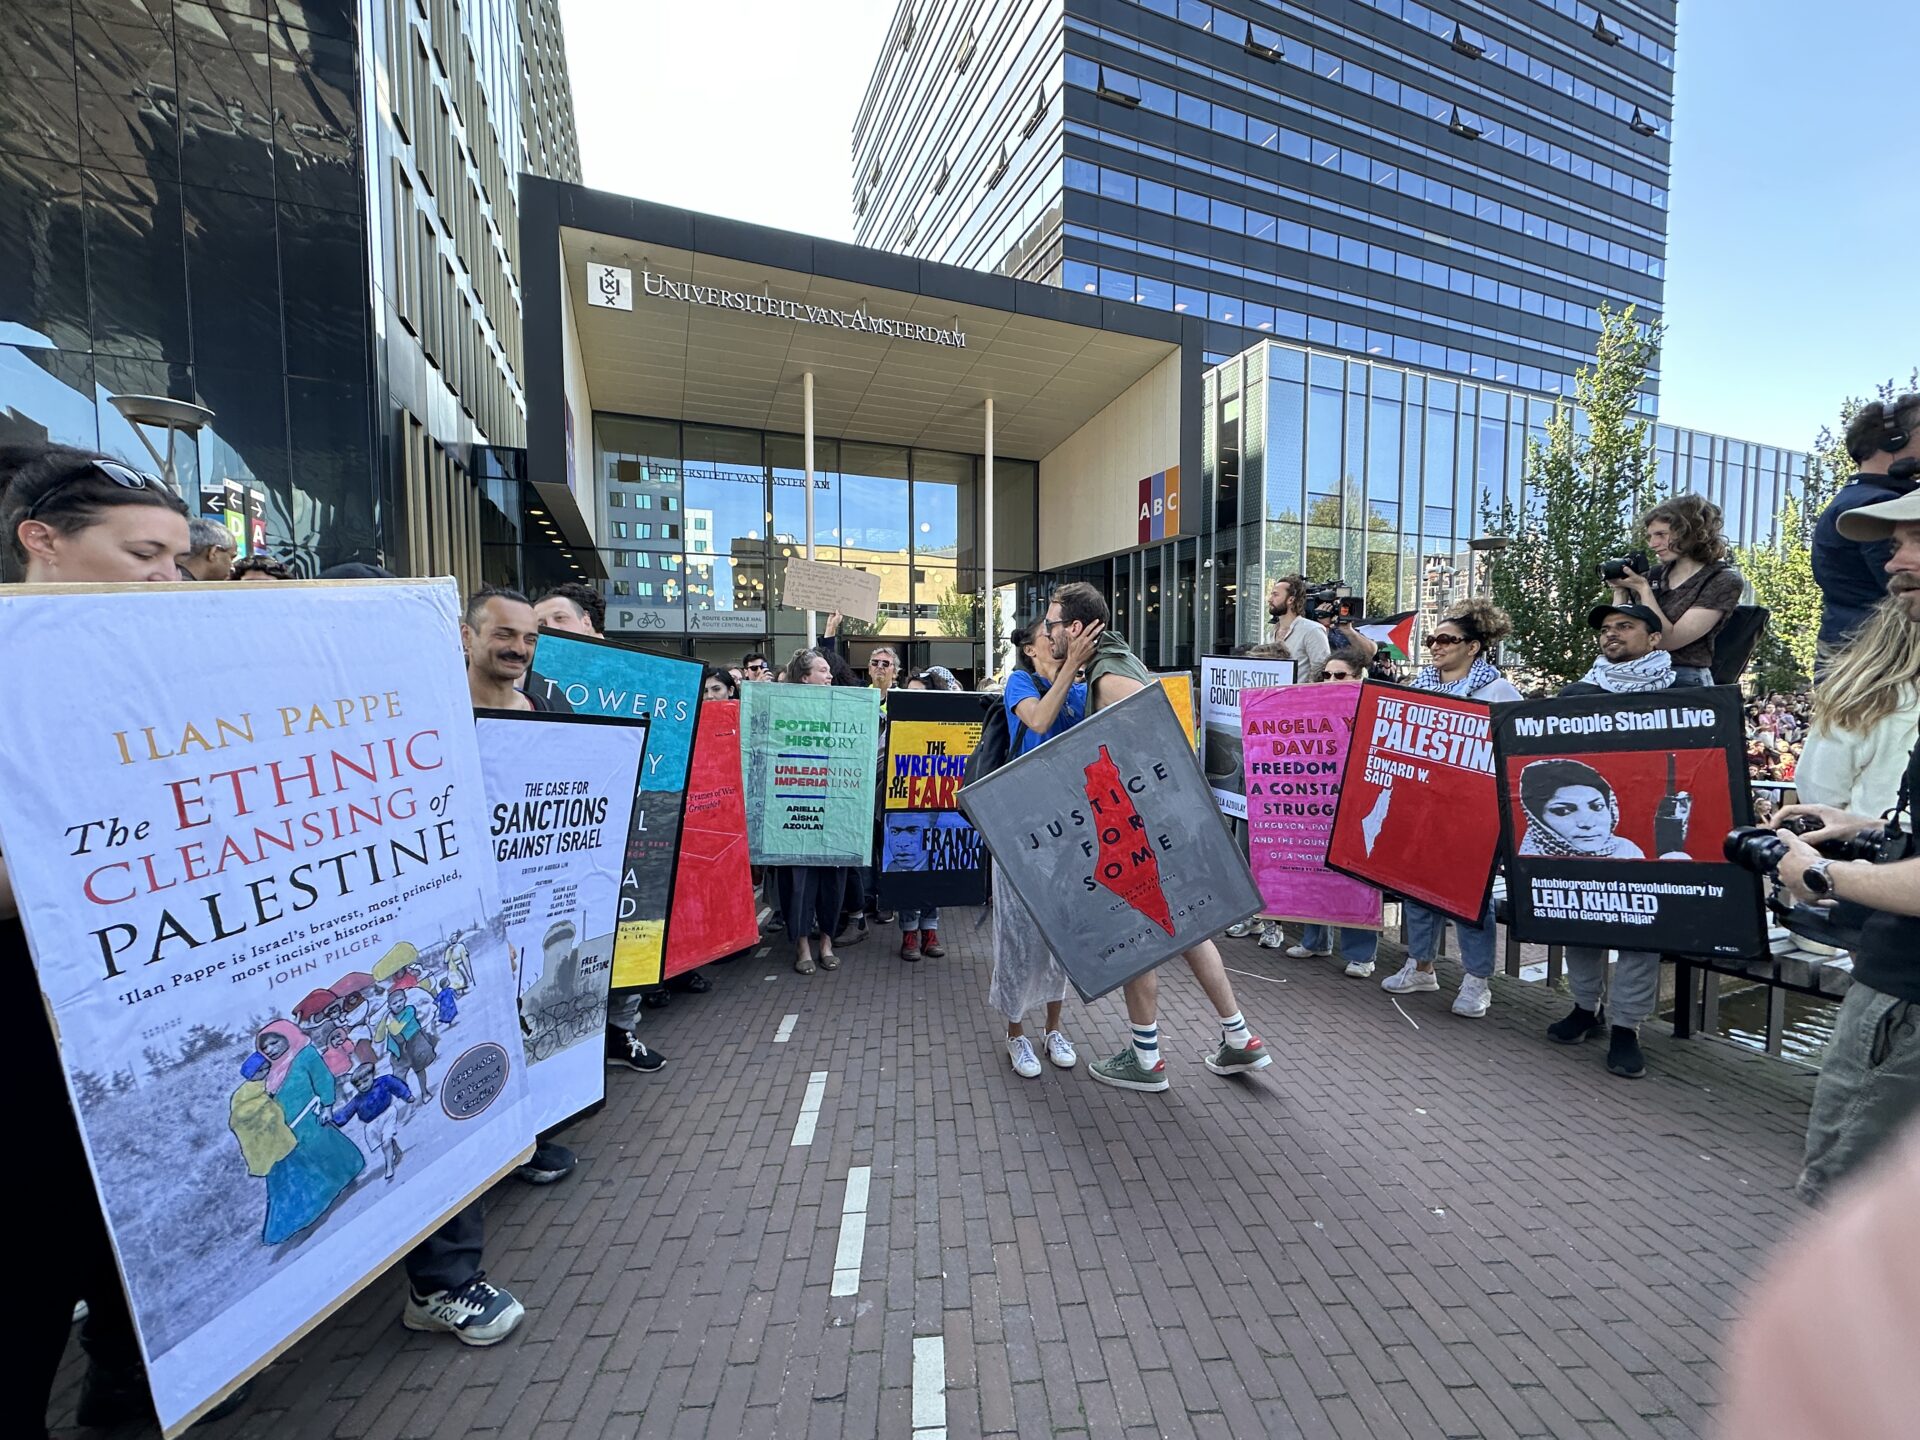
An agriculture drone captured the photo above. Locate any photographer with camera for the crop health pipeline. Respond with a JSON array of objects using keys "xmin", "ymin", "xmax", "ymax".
[
  {"xmin": 1766, "ymin": 488, "xmax": 1920, "ymax": 1205},
  {"xmin": 1606, "ymin": 494, "xmax": 1742, "ymax": 687},
  {"xmin": 1813, "ymin": 393, "xmax": 1920, "ymax": 655}
]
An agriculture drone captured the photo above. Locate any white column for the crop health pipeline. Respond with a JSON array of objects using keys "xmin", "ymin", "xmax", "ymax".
[
  {"xmin": 804, "ymin": 370, "xmax": 816, "ymax": 648},
  {"xmin": 982, "ymin": 396, "xmax": 995, "ymax": 674}
]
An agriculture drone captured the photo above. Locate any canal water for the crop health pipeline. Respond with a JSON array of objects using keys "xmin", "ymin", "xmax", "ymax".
[{"xmin": 1662, "ymin": 985, "xmax": 1837, "ymax": 1065}]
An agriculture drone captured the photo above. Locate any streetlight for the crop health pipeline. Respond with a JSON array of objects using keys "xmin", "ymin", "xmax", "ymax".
[
  {"xmin": 108, "ymin": 394, "xmax": 214, "ymax": 497},
  {"xmin": 1466, "ymin": 535, "xmax": 1509, "ymax": 599}
]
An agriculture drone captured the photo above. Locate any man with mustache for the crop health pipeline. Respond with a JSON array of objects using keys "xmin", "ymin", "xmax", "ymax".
[{"xmin": 1773, "ymin": 490, "xmax": 1920, "ymax": 1204}]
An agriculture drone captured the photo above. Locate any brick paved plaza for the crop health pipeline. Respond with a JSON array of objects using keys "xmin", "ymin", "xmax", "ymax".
[{"xmin": 57, "ymin": 914, "xmax": 1817, "ymax": 1440}]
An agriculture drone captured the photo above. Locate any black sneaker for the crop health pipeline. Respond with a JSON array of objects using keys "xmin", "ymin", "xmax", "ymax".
[
  {"xmin": 515, "ymin": 1139, "xmax": 577, "ymax": 1185},
  {"xmin": 605, "ymin": 1025, "xmax": 666, "ymax": 1072},
  {"xmin": 1606, "ymin": 1026, "xmax": 1646, "ymax": 1079},
  {"xmin": 640, "ymin": 986, "xmax": 671, "ymax": 1010},
  {"xmin": 1546, "ymin": 1004, "xmax": 1605, "ymax": 1045},
  {"xmin": 665, "ymin": 971, "xmax": 712, "ymax": 994}
]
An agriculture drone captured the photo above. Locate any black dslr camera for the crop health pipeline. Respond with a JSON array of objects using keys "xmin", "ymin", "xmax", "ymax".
[
  {"xmin": 1722, "ymin": 815, "xmax": 1903, "ymax": 949},
  {"xmin": 1599, "ymin": 551, "xmax": 1650, "ymax": 583},
  {"xmin": 1300, "ymin": 581, "xmax": 1361, "ymax": 625}
]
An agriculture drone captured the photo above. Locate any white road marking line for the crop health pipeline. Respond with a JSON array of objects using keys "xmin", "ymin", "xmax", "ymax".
[
  {"xmin": 774, "ymin": 1013, "xmax": 798, "ymax": 1043},
  {"xmin": 1391, "ymin": 998, "xmax": 1421, "ymax": 1030},
  {"xmin": 790, "ymin": 1070, "xmax": 828, "ymax": 1147},
  {"xmin": 912, "ymin": 1334, "xmax": 946, "ymax": 1436},
  {"xmin": 829, "ymin": 1164, "xmax": 872, "ymax": 1297},
  {"xmin": 1224, "ymin": 965, "xmax": 1287, "ymax": 984}
]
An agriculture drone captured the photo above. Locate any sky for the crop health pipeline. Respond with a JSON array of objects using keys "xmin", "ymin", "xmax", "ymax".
[{"xmin": 561, "ymin": 0, "xmax": 1916, "ymax": 456}]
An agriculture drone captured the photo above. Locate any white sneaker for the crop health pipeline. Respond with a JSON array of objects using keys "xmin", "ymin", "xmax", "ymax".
[
  {"xmin": 1381, "ymin": 959, "xmax": 1440, "ymax": 994},
  {"xmin": 1007, "ymin": 1035, "xmax": 1043, "ymax": 1078},
  {"xmin": 1452, "ymin": 975, "xmax": 1492, "ymax": 1017},
  {"xmin": 1225, "ymin": 920, "xmax": 1255, "ymax": 938},
  {"xmin": 1257, "ymin": 921, "xmax": 1285, "ymax": 949},
  {"xmin": 1044, "ymin": 1030, "xmax": 1078, "ymax": 1069},
  {"xmin": 1343, "ymin": 958, "xmax": 1377, "ymax": 978},
  {"xmin": 1285, "ymin": 943, "xmax": 1332, "ymax": 959}
]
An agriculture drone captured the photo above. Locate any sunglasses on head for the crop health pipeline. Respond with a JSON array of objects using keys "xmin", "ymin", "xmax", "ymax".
[{"xmin": 25, "ymin": 459, "xmax": 160, "ymax": 521}]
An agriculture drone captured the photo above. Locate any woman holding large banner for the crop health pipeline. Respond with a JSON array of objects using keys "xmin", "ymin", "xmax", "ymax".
[
  {"xmin": 0, "ymin": 444, "xmax": 254, "ymax": 1438},
  {"xmin": 1377, "ymin": 600, "xmax": 1522, "ymax": 1018}
]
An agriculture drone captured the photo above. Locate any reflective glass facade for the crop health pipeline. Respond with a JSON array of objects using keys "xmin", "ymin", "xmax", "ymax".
[
  {"xmin": 591, "ymin": 415, "xmax": 1040, "ymax": 666},
  {"xmin": 857, "ymin": 0, "xmax": 1674, "ymax": 408},
  {"xmin": 1, "ymin": 0, "xmax": 580, "ymax": 583}
]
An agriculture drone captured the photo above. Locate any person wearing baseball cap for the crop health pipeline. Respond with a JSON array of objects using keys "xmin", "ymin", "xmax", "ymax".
[{"xmin": 1561, "ymin": 602, "xmax": 1673, "ymax": 695}]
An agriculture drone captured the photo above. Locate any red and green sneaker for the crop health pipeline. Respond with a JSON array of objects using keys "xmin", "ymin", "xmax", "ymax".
[
  {"xmin": 1204, "ymin": 1037, "xmax": 1272, "ymax": 1075},
  {"xmin": 1089, "ymin": 1048, "xmax": 1170, "ymax": 1092}
]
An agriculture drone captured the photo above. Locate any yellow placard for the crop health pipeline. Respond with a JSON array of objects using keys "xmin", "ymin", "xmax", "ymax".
[
  {"xmin": 884, "ymin": 717, "xmax": 982, "ymax": 810},
  {"xmin": 1154, "ymin": 674, "xmax": 1198, "ymax": 750}
]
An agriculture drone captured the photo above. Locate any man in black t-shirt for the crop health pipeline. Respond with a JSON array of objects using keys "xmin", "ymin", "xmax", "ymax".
[
  {"xmin": 1773, "ymin": 488, "xmax": 1920, "ymax": 1203},
  {"xmin": 1812, "ymin": 392, "xmax": 1920, "ymax": 655}
]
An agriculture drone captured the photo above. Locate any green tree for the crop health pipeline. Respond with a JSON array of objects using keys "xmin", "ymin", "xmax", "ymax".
[
  {"xmin": 1481, "ymin": 304, "xmax": 1662, "ymax": 685},
  {"xmin": 933, "ymin": 584, "xmax": 1005, "ymax": 640},
  {"xmin": 832, "ymin": 611, "xmax": 876, "ymax": 639},
  {"xmin": 1736, "ymin": 370, "xmax": 1917, "ymax": 691}
]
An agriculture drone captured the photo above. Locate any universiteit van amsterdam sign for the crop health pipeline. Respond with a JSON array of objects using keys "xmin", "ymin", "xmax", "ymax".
[{"xmin": 586, "ymin": 263, "xmax": 966, "ymax": 349}]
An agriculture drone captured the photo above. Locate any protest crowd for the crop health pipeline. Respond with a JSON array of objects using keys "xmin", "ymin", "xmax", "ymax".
[{"xmin": 3, "ymin": 391, "xmax": 1918, "ymax": 1438}]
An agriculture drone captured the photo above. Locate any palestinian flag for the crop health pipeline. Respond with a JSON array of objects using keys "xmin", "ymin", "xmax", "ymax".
[{"xmin": 1355, "ymin": 610, "xmax": 1417, "ymax": 662}]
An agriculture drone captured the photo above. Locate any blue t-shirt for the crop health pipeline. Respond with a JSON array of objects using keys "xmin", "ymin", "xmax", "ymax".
[{"xmin": 1004, "ymin": 670, "xmax": 1087, "ymax": 756}]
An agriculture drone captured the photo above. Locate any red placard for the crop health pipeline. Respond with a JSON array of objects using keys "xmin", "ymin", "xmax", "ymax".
[
  {"xmin": 662, "ymin": 700, "xmax": 759, "ymax": 977},
  {"xmin": 1324, "ymin": 681, "xmax": 1501, "ymax": 924}
]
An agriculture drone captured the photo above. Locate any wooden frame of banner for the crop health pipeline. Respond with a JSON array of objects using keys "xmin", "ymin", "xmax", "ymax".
[{"xmin": 1, "ymin": 578, "xmax": 535, "ymax": 1438}]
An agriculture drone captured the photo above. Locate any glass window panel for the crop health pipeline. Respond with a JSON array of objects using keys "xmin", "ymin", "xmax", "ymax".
[
  {"xmin": 1208, "ymin": 292, "xmax": 1238, "ymax": 323},
  {"xmin": 1174, "ymin": 285, "xmax": 1206, "ymax": 315},
  {"xmin": 1247, "ymin": 300, "xmax": 1276, "ymax": 332},
  {"xmin": 1176, "ymin": 189, "xmax": 1210, "ymax": 222},
  {"xmin": 1138, "ymin": 177, "xmax": 1175, "ymax": 213},
  {"xmin": 1064, "ymin": 259, "xmax": 1098, "ymax": 294},
  {"xmin": 1065, "ymin": 157, "xmax": 1097, "ymax": 192},
  {"xmin": 1211, "ymin": 198, "xmax": 1244, "ymax": 232},
  {"xmin": 768, "ymin": 433, "xmax": 840, "ymax": 556},
  {"xmin": 1098, "ymin": 267, "xmax": 1135, "ymax": 300},
  {"xmin": 1137, "ymin": 274, "xmax": 1174, "ymax": 309},
  {"xmin": 1278, "ymin": 128, "xmax": 1310, "ymax": 161},
  {"xmin": 1277, "ymin": 217, "xmax": 1309, "ymax": 250},
  {"xmin": 1098, "ymin": 168, "xmax": 1136, "ymax": 203},
  {"xmin": 1246, "ymin": 209, "xmax": 1276, "ymax": 241}
]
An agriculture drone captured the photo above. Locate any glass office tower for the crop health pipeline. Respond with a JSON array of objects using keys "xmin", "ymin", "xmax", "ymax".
[
  {"xmin": 1, "ymin": 0, "xmax": 581, "ymax": 584},
  {"xmin": 855, "ymin": 0, "xmax": 1675, "ymax": 406}
]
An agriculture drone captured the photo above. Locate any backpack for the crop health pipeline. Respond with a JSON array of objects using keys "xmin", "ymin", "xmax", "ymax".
[{"xmin": 963, "ymin": 694, "xmax": 1026, "ymax": 787}]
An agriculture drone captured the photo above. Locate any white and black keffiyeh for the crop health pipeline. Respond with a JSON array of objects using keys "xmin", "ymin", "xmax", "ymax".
[{"xmin": 1576, "ymin": 651, "xmax": 1675, "ymax": 694}]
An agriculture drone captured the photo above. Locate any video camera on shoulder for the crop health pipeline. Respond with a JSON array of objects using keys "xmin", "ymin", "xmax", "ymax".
[
  {"xmin": 1301, "ymin": 581, "xmax": 1361, "ymax": 625},
  {"xmin": 1722, "ymin": 814, "xmax": 1911, "ymax": 949},
  {"xmin": 1599, "ymin": 552, "xmax": 1650, "ymax": 583}
]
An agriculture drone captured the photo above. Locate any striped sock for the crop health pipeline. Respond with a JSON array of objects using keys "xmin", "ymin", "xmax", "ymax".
[
  {"xmin": 1130, "ymin": 1023, "xmax": 1161, "ymax": 1072},
  {"xmin": 1220, "ymin": 1011, "xmax": 1253, "ymax": 1050}
]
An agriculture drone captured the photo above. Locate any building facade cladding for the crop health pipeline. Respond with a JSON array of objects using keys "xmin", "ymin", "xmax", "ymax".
[
  {"xmin": 858, "ymin": 0, "xmax": 1675, "ymax": 410},
  {"xmin": 1173, "ymin": 339, "xmax": 1808, "ymax": 662},
  {"xmin": 518, "ymin": 0, "xmax": 581, "ymax": 184},
  {"xmin": 0, "ymin": 0, "xmax": 580, "ymax": 583}
]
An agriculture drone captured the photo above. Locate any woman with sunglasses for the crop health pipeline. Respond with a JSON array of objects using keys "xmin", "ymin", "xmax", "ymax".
[
  {"xmin": 1377, "ymin": 599, "xmax": 1521, "ymax": 1018},
  {"xmin": 1, "ymin": 445, "xmax": 238, "ymax": 1437}
]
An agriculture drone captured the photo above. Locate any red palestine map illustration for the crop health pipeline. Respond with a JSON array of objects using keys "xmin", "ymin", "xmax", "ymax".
[{"xmin": 1085, "ymin": 745, "xmax": 1175, "ymax": 935}]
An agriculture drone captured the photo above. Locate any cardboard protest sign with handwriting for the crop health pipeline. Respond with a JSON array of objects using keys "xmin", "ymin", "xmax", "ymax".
[
  {"xmin": 959, "ymin": 685, "xmax": 1260, "ymax": 1000},
  {"xmin": 780, "ymin": 556, "xmax": 884, "ymax": 623}
]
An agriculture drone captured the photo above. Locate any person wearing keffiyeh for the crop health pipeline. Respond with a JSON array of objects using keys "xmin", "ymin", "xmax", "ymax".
[{"xmin": 1562, "ymin": 603, "xmax": 1677, "ymax": 695}]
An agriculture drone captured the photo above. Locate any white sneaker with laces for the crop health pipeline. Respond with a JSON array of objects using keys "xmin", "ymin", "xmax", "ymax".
[
  {"xmin": 1044, "ymin": 1029, "xmax": 1078, "ymax": 1069},
  {"xmin": 1343, "ymin": 958, "xmax": 1377, "ymax": 978},
  {"xmin": 1007, "ymin": 1035, "xmax": 1043, "ymax": 1078},
  {"xmin": 1381, "ymin": 959, "xmax": 1440, "ymax": 994},
  {"xmin": 1225, "ymin": 920, "xmax": 1255, "ymax": 938},
  {"xmin": 1285, "ymin": 942, "xmax": 1332, "ymax": 959},
  {"xmin": 1452, "ymin": 974, "xmax": 1492, "ymax": 1017},
  {"xmin": 1257, "ymin": 921, "xmax": 1285, "ymax": 949}
]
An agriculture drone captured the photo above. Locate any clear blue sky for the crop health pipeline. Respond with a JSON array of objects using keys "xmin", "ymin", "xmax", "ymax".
[{"xmin": 562, "ymin": 0, "xmax": 1916, "ymax": 455}]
